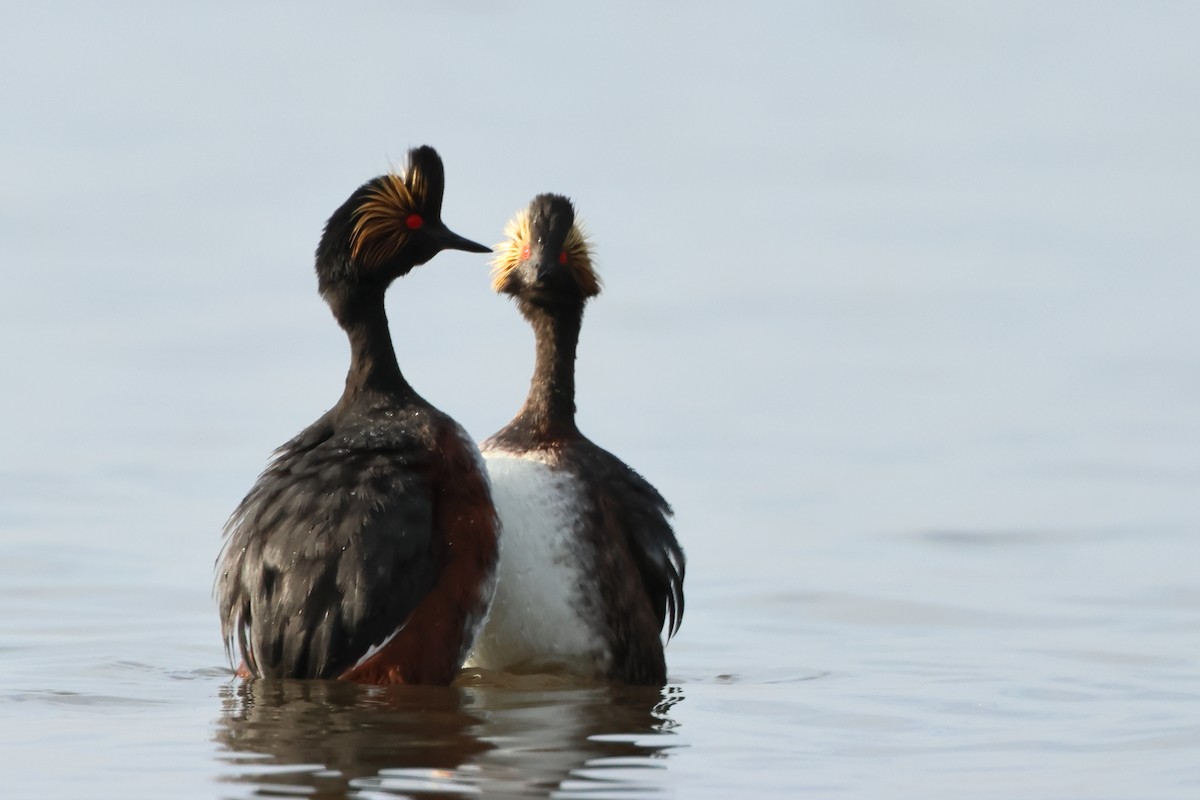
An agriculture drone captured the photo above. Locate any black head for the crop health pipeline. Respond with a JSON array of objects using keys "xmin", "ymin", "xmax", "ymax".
[
  {"xmin": 491, "ymin": 193, "xmax": 600, "ymax": 307},
  {"xmin": 315, "ymin": 146, "xmax": 490, "ymax": 297}
]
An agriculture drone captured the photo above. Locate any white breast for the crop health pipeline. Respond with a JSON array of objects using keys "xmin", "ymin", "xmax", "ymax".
[{"xmin": 464, "ymin": 451, "xmax": 608, "ymax": 676}]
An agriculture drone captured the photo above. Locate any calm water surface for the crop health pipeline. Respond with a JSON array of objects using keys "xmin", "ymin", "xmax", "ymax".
[
  {"xmin": 2, "ymin": 3, "xmax": 1199, "ymax": 798},
  {"xmin": 2, "ymin": 527, "xmax": 1197, "ymax": 797}
]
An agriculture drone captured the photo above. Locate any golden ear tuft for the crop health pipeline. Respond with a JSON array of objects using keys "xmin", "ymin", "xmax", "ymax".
[
  {"xmin": 490, "ymin": 209, "xmax": 532, "ymax": 292},
  {"xmin": 349, "ymin": 172, "xmax": 417, "ymax": 268},
  {"xmin": 489, "ymin": 209, "xmax": 601, "ymax": 297},
  {"xmin": 564, "ymin": 221, "xmax": 601, "ymax": 298}
]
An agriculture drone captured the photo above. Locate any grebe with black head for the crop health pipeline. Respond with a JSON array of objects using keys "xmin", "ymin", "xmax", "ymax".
[
  {"xmin": 216, "ymin": 146, "xmax": 499, "ymax": 684},
  {"xmin": 465, "ymin": 194, "xmax": 685, "ymax": 685}
]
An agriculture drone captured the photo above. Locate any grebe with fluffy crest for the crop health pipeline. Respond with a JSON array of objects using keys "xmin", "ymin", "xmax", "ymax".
[
  {"xmin": 216, "ymin": 146, "xmax": 499, "ymax": 684},
  {"xmin": 466, "ymin": 194, "xmax": 684, "ymax": 685}
]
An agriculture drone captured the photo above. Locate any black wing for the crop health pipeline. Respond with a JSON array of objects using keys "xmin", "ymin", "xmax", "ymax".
[
  {"xmin": 215, "ymin": 414, "xmax": 439, "ymax": 679},
  {"xmin": 567, "ymin": 443, "xmax": 686, "ymax": 639}
]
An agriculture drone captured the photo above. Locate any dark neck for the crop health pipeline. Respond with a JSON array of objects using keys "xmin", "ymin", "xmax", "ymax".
[
  {"xmin": 511, "ymin": 300, "xmax": 583, "ymax": 442},
  {"xmin": 328, "ymin": 284, "xmax": 412, "ymax": 406}
]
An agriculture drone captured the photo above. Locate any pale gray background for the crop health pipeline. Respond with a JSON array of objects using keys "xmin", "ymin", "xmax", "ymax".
[{"xmin": 2, "ymin": 3, "xmax": 1197, "ymax": 798}]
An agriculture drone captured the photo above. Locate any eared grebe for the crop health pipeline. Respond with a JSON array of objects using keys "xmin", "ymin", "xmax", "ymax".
[
  {"xmin": 216, "ymin": 146, "xmax": 499, "ymax": 684},
  {"xmin": 465, "ymin": 194, "xmax": 684, "ymax": 685}
]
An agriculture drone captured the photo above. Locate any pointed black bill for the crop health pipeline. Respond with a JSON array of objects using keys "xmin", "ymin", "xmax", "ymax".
[{"xmin": 437, "ymin": 226, "xmax": 491, "ymax": 254}]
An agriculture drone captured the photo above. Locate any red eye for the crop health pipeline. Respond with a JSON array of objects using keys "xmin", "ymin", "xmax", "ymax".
[
  {"xmin": 520, "ymin": 245, "xmax": 531, "ymax": 260},
  {"xmin": 405, "ymin": 213, "xmax": 424, "ymax": 230},
  {"xmin": 558, "ymin": 251, "xmax": 568, "ymax": 265}
]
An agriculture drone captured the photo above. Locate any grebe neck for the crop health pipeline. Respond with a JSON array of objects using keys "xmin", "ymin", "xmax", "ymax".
[
  {"xmin": 514, "ymin": 301, "xmax": 583, "ymax": 441},
  {"xmin": 331, "ymin": 284, "xmax": 411, "ymax": 403}
]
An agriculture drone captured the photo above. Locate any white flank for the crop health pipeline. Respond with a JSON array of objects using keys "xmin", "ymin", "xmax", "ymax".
[{"xmin": 464, "ymin": 452, "xmax": 607, "ymax": 675}]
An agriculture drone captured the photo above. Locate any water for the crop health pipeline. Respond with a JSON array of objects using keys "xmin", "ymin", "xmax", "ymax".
[{"xmin": 2, "ymin": 3, "xmax": 1199, "ymax": 797}]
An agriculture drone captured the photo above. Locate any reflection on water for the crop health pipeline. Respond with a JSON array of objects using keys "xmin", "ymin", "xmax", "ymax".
[{"xmin": 214, "ymin": 677, "xmax": 682, "ymax": 798}]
